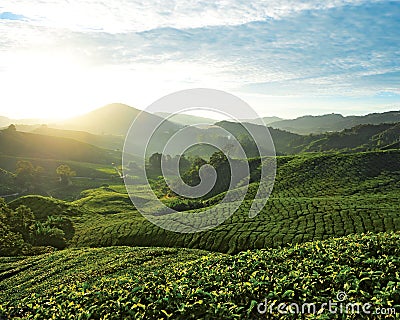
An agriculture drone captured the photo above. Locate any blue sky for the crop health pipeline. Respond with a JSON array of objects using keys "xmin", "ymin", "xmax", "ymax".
[{"xmin": 0, "ymin": 0, "xmax": 398, "ymax": 119}]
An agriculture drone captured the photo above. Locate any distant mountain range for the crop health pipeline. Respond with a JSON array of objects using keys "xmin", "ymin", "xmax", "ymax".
[
  {"xmin": 239, "ymin": 116, "xmax": 284, "ymax": 125},
  {"xmin": 292, "ymin": 122, "xmax": 400, "ymax": 153},
  {"xmin": 2, "ymin": 104, "xmax": 400, "ymax": 136},
  {"xmin": 268, "ymin": 111, "xmax": 400, "ymax": 134},
  {"xmin": 154, "ymin": 112, "xmax": 217, "ymax": 127},
  {"xmin": 1, "ymin": 104, "xmax": 399, "ymax": 160}
]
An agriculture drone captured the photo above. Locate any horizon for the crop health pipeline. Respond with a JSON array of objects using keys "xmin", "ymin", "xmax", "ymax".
[
  {"xmin": 1, "ymin": 103, "xmax": 400, "ymax": 123},
  {"xmin": 0, "ymin": 1, "xmax": 399, "ymax": 119}
]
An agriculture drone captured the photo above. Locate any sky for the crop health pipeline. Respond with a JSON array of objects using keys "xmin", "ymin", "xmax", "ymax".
[{"xmin": 0, "ymin": 0, "xmax": 399, "ymax": 120}]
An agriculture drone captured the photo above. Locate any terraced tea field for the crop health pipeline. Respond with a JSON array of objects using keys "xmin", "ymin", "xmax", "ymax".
[
  {"xmin": 1, "ymin": 136, "xmax": 400, "ymax": 319},
  {"xmin": 8, "ymin": 150, "xmax": 400, "ymax": 255},
  {"xmin": 1, "ymin": 232, "xmax": 398, "ymax": 319},
  {"xmin": 75, "ymin": 150, "xmax": 400, "ymax": 252}
]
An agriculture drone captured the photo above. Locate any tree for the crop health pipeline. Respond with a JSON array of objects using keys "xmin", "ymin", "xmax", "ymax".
[
  {"xmin": 238, "ymin": 134, "xmax": 259, "ymax": 158},
  {"xmin": 33, "ymin": 221, "xmax": 67, "ymax": 249},
  {"xmin": 8, "ymin": 205, "xmax": 35, "ymax": 242},
  {"xmin": 209, "ymin": 151, "xmax": 229, "ymax": 168},
  {"xmin": 177, "ymin": 154, "xmax": 191, "ymax": 174},
  {"xmin": 0, "ymin": 221, "xmax": 28, "ymax": 256},
  {"xmin": 182, "ymin": 156, "xmax": 207, "ymax": 187},
  {"xmin": 5, "ymin": 124, "xmax": 17, "ymax": 133},
  {"xmin": 147, "ymin": 153, "xmax": 163, "ymax": 177},
  {"xmin": 15, "ymin": 160, "xmax": 43, "ymax": 190},
  {"xmin": 0, "ymin": 199, "xmax": 31, "ymax": 256},
  {"xmin": 56, "ymin": 164, "xmax": 76, "ymax": 185},
  {"xmin": 208, "ymin": 151, "xmax": 231, "ymax": 197}
]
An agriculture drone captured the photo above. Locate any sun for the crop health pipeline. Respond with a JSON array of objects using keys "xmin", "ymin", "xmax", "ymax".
[{"xmin": 0, "ymin": 51, "xmax": 94, "ymax": 119}]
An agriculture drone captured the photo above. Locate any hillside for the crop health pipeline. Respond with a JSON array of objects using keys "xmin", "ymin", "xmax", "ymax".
[
  {"xmin": 74, "ymin": 150, "xmax": 400, "ymax": 252},
  {"xmin": 154, "ymin": 112, "xmax": 217, "ymax": 126},
  {"xmin": 269, "ymin": 110, "xmax": 400, "ymax": 134},
  {"xmin": 6, "ymin": 150, "xmax": 399, "ymax": 254},
  {"xmin": 240, "ymin": 116, "xmax": 284, "ymax": 125},
  {"xmin": 214, "ymin": 120, "xmax": 400, "ymax": 155},
  {"xmin": 215, "ymin": 120, "xmax": 300, "ymax": 156},
  {"xmin": 0, "ymin": 127, "xmax": 120, "ymax": 164},
  {"xmin": 291, "ymin": 122, "xmax": 400, "ymax": 153},
  {"xmin": 1, "ymin": 232, "xmax": 398, "ymax": 319},
  {"xmin": 2, "ymin": 107, "xmax": 400, "ymax": 159},
  {"xmin": 59, "ymin": 103, "xmax": 180, "ymax": 136},
  {"xmin": 33, "ymin": 125, "xmax": 124, "ymax": 151},
  {"xmin": 0, "ymin": 168, "xmax": 16, "ymax": 195}
]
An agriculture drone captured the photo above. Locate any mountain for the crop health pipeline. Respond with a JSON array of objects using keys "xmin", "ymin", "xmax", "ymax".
[
  {"xmin": 211, "ymin": 120, "xmax": 400, "ymax": 156},
  {"xmin": 269, "ymin": 110, "xmax": 400, "ymax": 134},
  {"xmin": 154, "ymin": 112, "xmax": 217, "ymax": 126},
  {"xmin": 0, "ymin": 127, "xmax": 120, "ymax": 164},
  {"xmin": 240, "ymin": 116, "xmax": 284, "ymax": 125},
  {"xmin": 262, "ymin": 116, "xmax": 284, "ymax": 125},
  {"xmin": 291, "ymin": 122, "xmax": 400, "ymax": 153},
  {"xmin": 58, "ymin": 103, "xmax": 180, "ymax": 136},
  {"xmin": 215, "ymin": 121, "xmax": 301, "ymax": 156}
]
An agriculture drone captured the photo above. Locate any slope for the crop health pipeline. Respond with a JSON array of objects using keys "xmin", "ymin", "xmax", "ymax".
[
  {"xmin": 0, "ymin": 128, "xmax": 120, "ymax": 164},
  {"xmin": 154, "ymin": 112, "xmax": 217, "ymax": 126},
  {"xmin": 59, "ymin": 103, "xmax": 180, "ymax": 136},
  {"xmin": 291, "ymin": 122, "xmax": 400, "ymax": 153},
  {"xmin": 33, "ymin": 125, "xmax": 124, "ymax": 151},
  {"xmin": 12, "ymin": 150, "xmax": 399, "ymax": 254},
  {"xmin": 1, "ymin": 232, "xmax": 398, "ymax": 319}
]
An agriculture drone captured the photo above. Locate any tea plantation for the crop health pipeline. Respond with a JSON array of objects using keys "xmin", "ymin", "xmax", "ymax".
[
  {"xmin": 1, "ymin": 150, "xmax": 400, "ymax": 318},
  {"xmin": 40, "ymin": 150, "xmax": 399, "ymax": 253},
  {"xmin": 1, "ymin": 232, "xmax": 398, "ymax": 319}
]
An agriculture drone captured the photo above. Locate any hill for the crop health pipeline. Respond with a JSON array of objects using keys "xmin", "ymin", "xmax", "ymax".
[
  {"xmin": 291, "ymin": 122, "xmax": 400, "ymax": 153},
  {"xmin": 59, "ymin": 103, "xmax": 180, "ymax": 136},
  {"xmin": 0, "ymin": 168, "xmax": 17, "ymax": 196},
  {"xmin": 154, "ymin": 112, "xmax": 217, "ymax": 126},
  {"xmin": 270, "ymin": 110, "xmax": 400, "ymax": 134},
  {"xmin": 215, "ymin": 120, "xmax": 300, "ymax": 156},
  {"xmin": 0, "ymin": 127, "xmax": 120, "ymax": 164},
  {"xmin": 1, "ymin": 232, "xmax": 398, "ymax": 319},
  {"xmin": 240, "ymin": 116, "xmax": 284, "ymax": 125},
  {"xmin": 214, "ymin": 120, "xmax": 400, "ymax": 155},
  {"xmin": 70, "ymin": 150, "xmax": 399, "ymax": 252},
  {"xmin": 0, "ymin": 117, "xmax": 48, "ymax": 129},
  {"xmin": 8, "ymin": 150, "xmax": 398, "ymax": 254},
  {"xmin": 33, "ymin": 125, "xmax": 124, "ymax": 151}
]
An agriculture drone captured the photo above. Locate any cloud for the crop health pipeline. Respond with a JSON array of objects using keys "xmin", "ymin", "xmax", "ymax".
[
  {"xmin": 0, "ymin": 0, "xmax": 389, "ymax": 32},
  {"xmin": 0, "ymin": 0, "xmax": 398, "ymax": 118},
  {"xmin": 0, "ymin": 12, "xmax": 26, "ymax": 21}
]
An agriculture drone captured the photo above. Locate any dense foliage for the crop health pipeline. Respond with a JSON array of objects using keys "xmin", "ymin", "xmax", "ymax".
[
  {"xmin": 0, "ymin": 199, "xmax": 74, "ymax": 255},
  {"xmin": 0, "ymin": 232, "xmax": 398, "ymax": 319}
]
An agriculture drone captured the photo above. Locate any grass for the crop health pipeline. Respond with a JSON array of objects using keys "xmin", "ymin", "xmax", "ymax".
[{"xmin": 1, "ymin": 232, "xmax": 398, "ymax": 319}]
